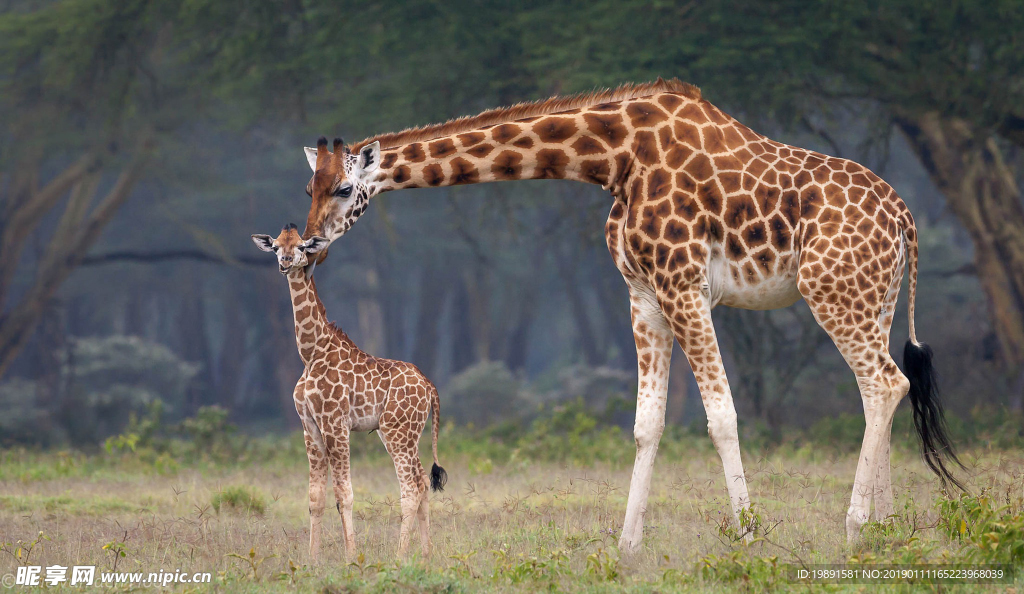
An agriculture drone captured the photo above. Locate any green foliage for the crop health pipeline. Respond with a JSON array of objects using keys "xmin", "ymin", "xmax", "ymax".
[
  {"xmin": 696, "ymin": 550, "xmax": 784, "ymax": 591},
  {"xmin": 513, "ymin": 399, "xmax": 631, "ymax": 466},
  {"xmin": 491, "ymin": 547, "xmax": 569, "ymax": 585},
  {"xmin": 584, "ymin": 547, "xmax": 619, "ymax": 582},
  {"xmin": 855, "ymin": 495, "xmax": 931, "ymax": 561},
  {"xmin": 179, "ymin": 405, "xmax": 236, "ymax": 456},
  {"xmin": 212, "ymin": 486, "xmax": 266, "ymax": 516},
  {"xmin": 938, "ymin": 492, "xmax": 1024, "ymax": 567},
  {"xmin": 59, "ymin": 335, "xmax": 199, "ymax": 444}
]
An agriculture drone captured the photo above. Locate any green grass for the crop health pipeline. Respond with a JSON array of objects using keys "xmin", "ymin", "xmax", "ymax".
[
  {"xmin": 1, "ymin": 408, "xmax": 1023, "ymax": 591},
  {"xmin": 0, "ymin": 494, "xmax": 141, "ymax": 515}
]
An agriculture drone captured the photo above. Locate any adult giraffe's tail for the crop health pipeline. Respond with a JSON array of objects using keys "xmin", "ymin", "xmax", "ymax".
[
  {"xmin": 428, "ymin": 385, "xmax": 447, "ymax": 492},
  {"xmin": 902, "ymin": 225, "xmax": 965, "ymax": 492}
]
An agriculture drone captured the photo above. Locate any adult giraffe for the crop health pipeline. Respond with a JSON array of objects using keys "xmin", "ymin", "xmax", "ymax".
[{"xmin": 300, "ymin": 79, "xmax": 962, "ymax": 551}]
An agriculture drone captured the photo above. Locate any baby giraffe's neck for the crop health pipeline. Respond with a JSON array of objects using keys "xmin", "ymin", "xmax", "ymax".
[{"xmin": 285, "ymin": 269, "xmax": 331, "ymax": 367}]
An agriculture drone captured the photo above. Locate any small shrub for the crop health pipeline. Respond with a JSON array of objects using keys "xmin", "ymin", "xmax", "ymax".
[
  {"xmin": 584, "ymin": 547, "xmax": 619, "ymax": 581},
  {"xmin": 939, "ymin": 492, "xmax": 1024, "ymax": 566},
  {"xmin": 514, "ymin": 399, "xmax": 632, "ymax": 465},
  {"xmin": 490, "ymin": 548, "xmax": 569, "ymax": 585},
  {"xmin": 212, "ymin": 486, "xmax": 266, "ymax": 516},
  {"xmin": 697, "ymin": 551, "xmax": 783, "ymax": 591},
  {"xmin": 178, "ymin": 405, "xmax": 237, "ymax": 460},
  {"xmin": 855, "ymin": 494, "xmax": 929, "ymax": 556},
  {"xmin": 447, "ymin": 361, "xmax": 528, "ymax": 426}
]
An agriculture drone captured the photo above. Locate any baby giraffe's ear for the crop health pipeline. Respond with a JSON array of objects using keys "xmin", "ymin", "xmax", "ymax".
[
  {"xmin": 302, "ymin": 236, "xmax": 330, "ymax": 254},
  {"xmin": 251, "ymin": 234, "xmax": 276, "ymax": 252}
]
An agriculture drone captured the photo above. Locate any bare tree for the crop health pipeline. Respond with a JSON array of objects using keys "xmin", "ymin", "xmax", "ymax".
[{"xmin": 0, "ymin": 143, "xmax": 152, "ymax": 377}]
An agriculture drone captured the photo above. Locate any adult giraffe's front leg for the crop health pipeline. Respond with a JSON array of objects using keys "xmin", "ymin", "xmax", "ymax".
[
  {"xmin": 664, "ymin": 288, "xmax": 751, "ymax": 531},
  {"xmin": 618, "ymin": 283, "xmax": 674, "ymax": 553}
]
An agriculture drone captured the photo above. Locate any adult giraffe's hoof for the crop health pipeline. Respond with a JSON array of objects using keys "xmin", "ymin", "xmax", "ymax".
[
  {"xmin": 846, "ymin": 507, "xmax": 868, "ymax": 543},
  {"xmin": 618, "ymin": 534, "xmax": 642, "ymax": 555}
]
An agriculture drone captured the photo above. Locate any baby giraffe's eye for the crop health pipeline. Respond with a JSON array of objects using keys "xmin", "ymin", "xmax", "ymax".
[
  {"xmin": 335, "ymin": 184, "xmax": 353, "ymax": 198},
  {"xmin": 272, "ymin": 245, "xmax": 280, "ymax": 252}
]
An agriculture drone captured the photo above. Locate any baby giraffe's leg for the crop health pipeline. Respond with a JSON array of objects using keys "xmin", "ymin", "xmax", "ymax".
[
  {"xmin": 302, "ymin": 427, "xmax": 328, "ymax": 563},
  {"xmin": 325, "ymin": 423, "xmax": 356, "ymax": 561},
  {"xmin": 394, "ymin": 450, "xmax": 427, "ymax": 556},
  {"xmin": 380, "ymin": 408, "xmax": 429, "ymax": 557},
  {"xmin": 416, "ymin": 466, "xmax": 431, "ymax": 555}
]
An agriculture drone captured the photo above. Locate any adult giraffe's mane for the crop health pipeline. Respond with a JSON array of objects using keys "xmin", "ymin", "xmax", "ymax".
[{"xmin": 351, "ymin": 78, "xmax": 701, "ymax": 152}]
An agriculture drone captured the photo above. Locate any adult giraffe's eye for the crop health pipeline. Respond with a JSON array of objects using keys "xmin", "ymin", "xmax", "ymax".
[{"xmin": 335, "ymin": 185, "xmax": 353, "ymax": 198}]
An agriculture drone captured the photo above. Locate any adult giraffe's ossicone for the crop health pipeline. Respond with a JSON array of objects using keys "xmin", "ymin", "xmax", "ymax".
[{"xmin": 300, "ymin": 78, "xmax": 963, "ymax": 551}]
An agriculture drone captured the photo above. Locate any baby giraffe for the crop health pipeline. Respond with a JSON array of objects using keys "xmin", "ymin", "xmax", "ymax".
[{"xmin": 252, "ymin": 224, "xmax": 447, "ymax": 561}]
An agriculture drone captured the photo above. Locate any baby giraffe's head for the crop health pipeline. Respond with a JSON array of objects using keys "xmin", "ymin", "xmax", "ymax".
[{"xmin": 251, "ymin": 224, "xmax": 329, "ymax": 276}]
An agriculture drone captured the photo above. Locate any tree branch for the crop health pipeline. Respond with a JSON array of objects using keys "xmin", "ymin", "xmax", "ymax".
[{"xmin": 79, "ymin": 250, "xmax": 265, "ymax": 267}]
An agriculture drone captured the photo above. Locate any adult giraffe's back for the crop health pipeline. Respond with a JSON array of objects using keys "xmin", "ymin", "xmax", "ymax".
[{"xmin": 300, "ymin": 78, "xmax": 962, "ymax": 551}]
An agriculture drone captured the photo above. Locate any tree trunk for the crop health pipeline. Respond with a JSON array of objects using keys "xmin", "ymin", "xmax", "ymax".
[
  {"xmin": 412, "ymin": 263, "xmax": 446, "ymax": 376},
  {"xmin": 896, "ymin": 113, "xmax": 1024, "ymax": 384},
  {"xmin": 357, "ymin": 267, "xmax": 387, "ymax": 356},
  {"xmin": 449, "ymin": 275, "xmax": 477, "ymax": 374},
  {"xmin": 217, "ymin": 297, "xmax": 246, "ymax": 409},
  {"xmin": 462, "ymin": 267, "xmax": 492, "ymax": 362},
  {"xmin": 176, "ymin": 274, "xmax": 213, "ymax": 413},
  {"xmin": 502, "ymin": 277, "xmax": 540, "ymax": 371}
]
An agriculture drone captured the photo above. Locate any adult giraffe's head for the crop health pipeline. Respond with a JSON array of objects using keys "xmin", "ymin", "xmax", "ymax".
[{"xmin": 302, "ymin": 136, "xmax": 381, "ymax": 253}]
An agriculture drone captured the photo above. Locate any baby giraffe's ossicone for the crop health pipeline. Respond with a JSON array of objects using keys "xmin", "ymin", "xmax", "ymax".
[{"xmin": 252, "ymin": 224, "xmax": 447, "ymax": 561}]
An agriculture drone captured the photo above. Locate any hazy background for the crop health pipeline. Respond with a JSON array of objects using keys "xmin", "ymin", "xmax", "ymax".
[{"xmin": 1, "ymin": 0, "xmax": 1022, "ymax": 447}]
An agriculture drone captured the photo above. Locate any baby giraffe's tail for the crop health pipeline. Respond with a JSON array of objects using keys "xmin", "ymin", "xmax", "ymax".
[{"xmin": 429, "ymin": 385, "xmax": 447, "ymax": 492}]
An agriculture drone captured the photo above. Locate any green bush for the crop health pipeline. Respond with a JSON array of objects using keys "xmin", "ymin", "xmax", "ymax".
[
  {"xmin": 212, "ymin": 486, "xmax": 266, "ymax": 516},
  {"xmin": 939, "ymin": 492, "xmax": 1024, "ymax": 567},
  {"xmin": 695, "ymin": 551, "xmax": 784, "ymax": 591},
  {"xmin": 513, "ymin": 398, "xmax": 632, "ymax": 465},
  {"xmin": 446, "ymin": 360, "xmax": 529, "ymax": 426},
  {"xmin": 59, "ymin": 335, "xmax": 200, "ymax": 444},
  {"xmin": 0, "ymin": 379, "xmax": 60, "ymax": 446}
]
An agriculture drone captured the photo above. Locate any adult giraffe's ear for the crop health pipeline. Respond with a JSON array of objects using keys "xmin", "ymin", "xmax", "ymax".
[
  {"xmin": 301, "ymin": 236, "xmax": 330, "ymax": 254},
  {"xmin": 354, "ymin": 141, "xmax": 380, "ymax": 176},
  {"xmin": 251, "ymin": 234, "xmax": 275, "ymax": 252},
  {"xmin": 304, "ymin": 147, "xmax": 317, "ymax": 172}
]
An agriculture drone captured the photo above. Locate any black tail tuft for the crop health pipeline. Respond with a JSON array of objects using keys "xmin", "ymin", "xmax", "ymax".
[
  {"xmin": 430, "ymin": 463, "xmax": 448, "ymax": 492},
  {"xmin": 903, "ymin": 340, "xmax": 966, "ymax": 492}
]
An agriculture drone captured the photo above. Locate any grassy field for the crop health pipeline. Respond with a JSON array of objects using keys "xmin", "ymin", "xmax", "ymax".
[{"xmin": 1, "ymin": 407, "xmax": 1023, "ymax": 592}]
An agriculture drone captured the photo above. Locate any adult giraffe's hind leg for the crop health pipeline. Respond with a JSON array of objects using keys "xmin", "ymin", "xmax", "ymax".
[
  {"xmin": 873, "ymin": 415, "xmax": 896, "ymax": 521},
  {"xmin": 870, "ymin": 246, "xmax": 906, "ymax": 522},
  {"xmin": 798, "ymin": 234, "xmax": 908, "ymax": 542},
  {"xmin": 663, "ymin": 288, "xmax": 751, "ymax": 532},
  {"xmin": 618, "ymin": 283, "xmax": 674, "ymax": 553}
]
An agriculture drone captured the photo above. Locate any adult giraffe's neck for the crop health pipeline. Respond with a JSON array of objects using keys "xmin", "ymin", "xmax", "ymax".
[
  {"xmin": 285, "ymin": 270, "xmax": 331, "ymax": 367},
  {"xmin": 368, "ymin": 112, "xmax": 635, "ymax": 195}
]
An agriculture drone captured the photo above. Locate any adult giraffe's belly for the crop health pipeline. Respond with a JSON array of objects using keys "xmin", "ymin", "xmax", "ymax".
[{"xmin": 706, "ymin": 246, "xmax": 803, "ymax": 311}]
